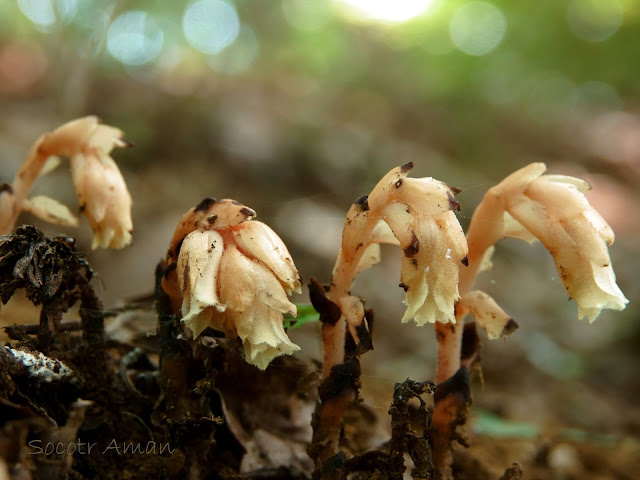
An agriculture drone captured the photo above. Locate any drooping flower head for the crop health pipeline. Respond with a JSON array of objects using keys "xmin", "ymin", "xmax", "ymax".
[
  {"xmin": 0, "ymin": 116, "xmax": 133, "ymax": 249},
  {"xmin": 162, "ymin": 198, "xmax": 302, "ymax": 370},
  {"xmin": 66, "ymin": 118, "xmax": 133, "ymax": 249},
  {"xmin": 335, "ymin": 163, "xmax": 468, "ymax": 327},
  {"xmin": 467, "ymin": 163, "xmax": 628, "ymax": 322}
]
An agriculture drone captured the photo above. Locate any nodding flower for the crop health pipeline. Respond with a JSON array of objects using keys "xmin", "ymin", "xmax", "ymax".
[
  {"xmin": 162, "ymin": 198, "xmax": 302, "ymax": 370},
  {"xmin": 0, "ymin": 116, "xmax": 133, "ymax": 249},
  {"xmin": 467, "ymin": 163, "xmax": 628, "ymax": 322},
  {"xmin": 65, "ymin": 118, "xmax": 133, "ymax": 249},
  {"xmin": 335, "ymin": 163, "xmax": 468, "ymax": 326}
]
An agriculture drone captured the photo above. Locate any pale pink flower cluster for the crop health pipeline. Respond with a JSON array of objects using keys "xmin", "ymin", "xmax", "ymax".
[
  {"xmin": 337, "ymin": 163, "xmax": 468, "ymax": 326},
  {"xmin": 467, "ymin": 163, "xmax": 628, "ymax": 322},
  {"xmin": 163, "ymin": 198, "xmax": 302, "ymax": 370},
  {"xmin": 0, "ymin": 116, "xmax": 133, "ymax": 249}
]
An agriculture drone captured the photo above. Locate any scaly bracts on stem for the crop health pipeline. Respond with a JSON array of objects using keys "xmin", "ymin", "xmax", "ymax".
[{"xmin": 311, "ymin": 163, "xmax": 467, "ymax": 469}]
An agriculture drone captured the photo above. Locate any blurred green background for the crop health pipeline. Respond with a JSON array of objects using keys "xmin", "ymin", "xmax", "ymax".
[{"xmin": 1, "ymin": 0, "xmax": 639, "ymax": 440}]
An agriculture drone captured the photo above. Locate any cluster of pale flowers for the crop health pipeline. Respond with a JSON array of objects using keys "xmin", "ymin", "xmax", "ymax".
[
  {"xmin": 3, "ymin": 118, "xmax": 627, "ymax": 370},
  {"xmin": 0, "ymin": 116, "xmax": 133, "ymax": 249},
  {"xmin": 467, "ymin": 163, "xmax": 628, "ymax": 323},
  {"xmin": 328, "ymin": 161, "xmax": 627, "ymax": 356},
  {"xmin": 161, "ymin": 198, "xmax": 302, "ymax": 370},
  {"xmin": 336, "ymin": 162, "xmax": 469, "ymax": 327}
]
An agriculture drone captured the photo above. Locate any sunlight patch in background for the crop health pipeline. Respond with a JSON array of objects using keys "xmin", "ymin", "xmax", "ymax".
[
  {"xmin": 450, "ymin": 1, "xmax": 506, "ymax": 56},
  {"xmin": 183, "ymin": 0, "xmax": 240, "ymax": 54},
  {"xmin": 337, "ymin": 0, "xmax": 435, "ymax": 23},
  {"xmin": 567, "ymin": 0, "xmax": 623, "ymax": 43},
  {"xmin": 107, "ymin": 11, "xmax": 164, "ymax": 66},
  {"xmin": 17, "ymin": 0, "xmax": 77, "ymax": 31}
]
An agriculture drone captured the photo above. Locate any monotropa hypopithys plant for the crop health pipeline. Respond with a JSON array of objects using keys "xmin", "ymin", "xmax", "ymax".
[
  {"xmin": 309, "ymin": 162, "xmax": 472, "ymax": 467},
  {"xmin": 161, "ymin": 197, "xmax": 302, "ymax": 370},
  {"xmin": 0, "ymin": 116, "xmax": 133, "ymax": 249},
  {"xmin": 309, "ymin": 162, "xmax": 628, "ymax": 480},
  {"xmin": 431, "ymin": 162, "xmax": 628, "ymax": 479}
]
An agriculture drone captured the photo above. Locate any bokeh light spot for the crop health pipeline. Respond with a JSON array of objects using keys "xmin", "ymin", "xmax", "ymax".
[
  {"xmin": 449, "ymin": 1, "xmax": 506, "ymax": 56},
  {"xmin": 56, "ymin": 0, "xmax": 78, "ymax": 24},
  {"xmin": 183, "ymin": 0, "xmax": 240, "ymax": 54},
  {"xmin": 338, "ymin": 0, "xmax": 435, "ymax": 23},
  {"xmin": 567, "ymin": 0, "xmax": 623, "ymax": 43},
  {"xmin": 107, "ymin": 11, "xmax": 164, "ymax": 66},
  {"xmin": 18, "ymin": 0, "xmax": 56, "ymax": 29}
]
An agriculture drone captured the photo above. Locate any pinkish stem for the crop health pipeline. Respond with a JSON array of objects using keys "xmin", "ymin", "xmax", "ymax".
[
  {"xmin": 0, "ymin": 135, "xmax": 52, "ymax": 234},
  {"xmin": 431, "ymin": 239, "xmax": 488, "ymax": 479}
]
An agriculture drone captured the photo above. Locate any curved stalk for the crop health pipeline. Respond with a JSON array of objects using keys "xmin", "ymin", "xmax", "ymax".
[
  {"xmin": 0, "ymin": 136, "xmax": 51, "ymax": 234},
  {"xmin": 312, "ymin": 212, "xmax": 377, "ymax": 467},
  {"xmin": 322, "ymin": 244, "xmax": 370, "ymax": 378}
]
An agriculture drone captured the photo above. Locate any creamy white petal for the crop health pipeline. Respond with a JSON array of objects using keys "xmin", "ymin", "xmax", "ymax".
[
  {"xmin": 337, "ymin": 295, "xmax": 366, "ymax": 344},
  {"xmin": 218, "ymin": 243, "xmax": 299, "ymax": 369},
  {"xmin": 370, "ymin": 218, "xmax": 400, "ymax": 245},
  {"xmin": 178, "ymin": 230, "xmax": 226, "ymax": 337},
  {"xmin": 543, "ymin": 174, "xmax": 591, "ymax": 193},
  {"xmin": 21, "ymin": 196, "xmax": 79, "ymax": 227},
  {"xmin": 399, "ymin": 216, "xmax": 437, "ymax": 325},
  {"xmin": 399, "ymin": 254, "xmax": 430, "ymax": 324},
  {"xmin": 380, "ymin": 201, "xmax": 416, "ymax": 250},
  {"xmin": 478, "ymin": 245, "xmax": 495, "ymax": 273},
  {"xmin": 237, "ymin": 307, "xmax": 301, "ymax": 370},
  {"xmin": 459, "ymin": 290, "xmax": 516, "ymax": 340},
  {"xmin": 88, "ymin": 124, "xmax": 127, "ymax": 151},
  {"xmin": 39, "ymin": 156, "xmax": 61, "ymax": 176},
  {"xmin": 233, "ymin": 221, "xmax": 301, "ymax": 294},
  {"xmin": 355, "ymin": 243, "xmax": 381, "ymax": 274},
  {"xmin": 394, "ymin": 208, "xmax": 466, "ymax": 326},
  {"xmin": 503, "ymin": 211, "xmax": 538, "ymax": 244},
  {"xmin": 507, "ymin": 180, "xmax": 628, "ymax": 322},
  {"xmin": 70, "ymin": 149, "xmax": 132, "ymax": 249}
]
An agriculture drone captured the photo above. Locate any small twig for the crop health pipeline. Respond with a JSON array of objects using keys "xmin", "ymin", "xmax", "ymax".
[
  {"xmin": 79, "ymin": 279, "xmax": 104, "ymax": 346},
  {"xmin": 4, "ymin": 320, "xmax": 82, "ymax": 339}
]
